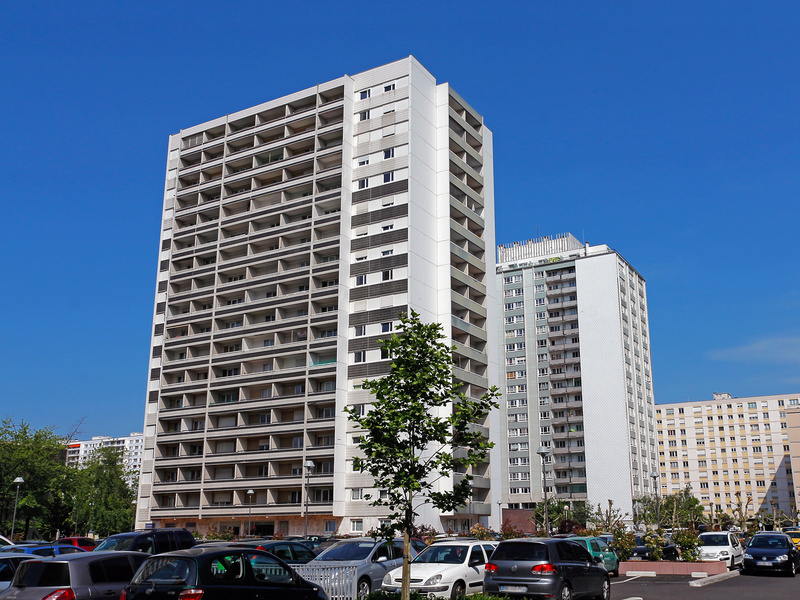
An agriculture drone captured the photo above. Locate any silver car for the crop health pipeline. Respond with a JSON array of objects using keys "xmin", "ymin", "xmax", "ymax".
[
  {"xmin": 1, "ymin": 551, "xmax": 148, "ymax": 599},
  {"xmin": 0, "ymin": 554, "xmax": 33, "ymax": 592},
  {"xmin": 310, "ymin": 538, "xmax": 416, "ymax": 598}
]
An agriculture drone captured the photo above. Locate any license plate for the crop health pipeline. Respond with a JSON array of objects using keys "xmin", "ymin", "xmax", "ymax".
[
  {"xmin": 757, "ymin": 561, "xmax": 772, "ymax": 566},
  {"xmin": 500, "ymin": 586, "xmax": 527, "ymax": 593}
]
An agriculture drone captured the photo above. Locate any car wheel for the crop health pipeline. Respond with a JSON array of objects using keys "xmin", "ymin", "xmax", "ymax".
[
  {"xmin": 729, "ymin": 557, "xmax": 736, "ymax": 571},
  {"xmin": 357, "ymin": 577, "xmax": 371, "ymax": 598},
  {"xmin": 558, "ymin": 582, "xmax": 573, "ymax": 600},
  {"xmin": 611, "ymin": 564, "xmax": 619, "ymax": 577},
  {"xmin": 788, "ymin": 561, "xmax": 796, "ymax": 577},
  {"xmin": 593, "ymin": 577, "xmax": 610, "ymax": 600},
  {"xmin": 451, "ymin": 580, "xmax": 466, "ymax": 600}
]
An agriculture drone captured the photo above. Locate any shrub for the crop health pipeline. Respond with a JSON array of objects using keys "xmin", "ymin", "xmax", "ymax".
[
  {"xmin": 500, "ymin": 521, "xmax": 524, "ymax": 540},
  {"xmin": 470, "ymin": 523, "xmax": 496, "ymax": 541},
  {"xmin": 642, "ymin": 529, "xmax": 666, "ymax": 561},
  {"xmin": 611, "ymin": 528, "xmax": 637, "ymax": 561},
  {"xmin": 673, "ymin": 528, "xmax": 701, "ymax": 562}
]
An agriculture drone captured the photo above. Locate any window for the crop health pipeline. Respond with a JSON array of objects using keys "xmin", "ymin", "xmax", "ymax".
[
  {"xmin": 360, "ymin": 90, "xmax": 370, "ymax": 100},
  {"xmin": 354, "ymin": 351, "xmax": 366, "ymax": 363},
  {"xmin": 358, "ymin": 178, "xmax": 368, "ymax": 189},
  {"xmin": 355, "ymin": 325, "xmax": 366, "ymax": 337},
  {"xmin": 381, "ymin": 249, "xmax": 393, "ymax": 256},
  {"xmin": 356, "ymin": 275, "xmax": 366, "ymax": 286},
  {"xmin": 351, "ymin": 519, "xmax": 363, "ymax": 532},
  {"xmin": 381, "ymin": 322, "xmax": 392, "ymax": 333},
  {"xmin": 384, "ymin": 83, "xmax": 395, "ymax": 92},
  {"xmin": 351, "ymin": 488, "xmax": 363, "ymax": 500},
  {"xmin": 383, "ymin": 172, "xmax": 394, "ymax": 183},
  {"xmin": 382, "ymin": 270, "xmax": 393, "ymax": 281},
  {"xmin": 382, "ymin": 224, "xmax": 394, "ymax": 231},
  {"xmin": 384, "ymin": 148, "xmax": 394, "ymax": 159},
  {"xmin": 358, "ymin": 157, "xmax": 369, "ymax": 166},
  {"xmin": 359, "ymin": 110, "xmax": 370, "ymax": 121}
]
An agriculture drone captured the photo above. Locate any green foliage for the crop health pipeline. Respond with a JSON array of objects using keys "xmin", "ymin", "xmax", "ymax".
[
  {"xmin": 203, "ymin": 527, "xmax": 237, "ymax": 541},
  {"xmin": 611, "ymin": 527, "xmax": 636, "ymax": 561},
  {"xmin": 672, "ymin": 528, "xmax": 701, "ymax": 562},
  {"xmin": 0, "ymin": 418, "xmax": 74, "ymax": 539},
  {"xmin": 73, "ymin": 446, "xmax": 137, "ymax": 537},
  {"xmin": 345, "ymin": 310, "xmax": 500, "ymax": 599}
]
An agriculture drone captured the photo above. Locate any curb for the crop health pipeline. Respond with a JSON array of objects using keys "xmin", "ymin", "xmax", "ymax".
[
  {"xmin": 623, "ymin": 570, "xmax": 657, "ymax": 577},
  {"xmin": 688, "ymin": 570, "xmax": 740, "ymax": 587}
]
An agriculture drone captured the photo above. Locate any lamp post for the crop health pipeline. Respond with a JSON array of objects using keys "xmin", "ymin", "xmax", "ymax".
[
  {"xmin": 303, "ymin": 460, "xmax": 314, "ymax": 538},
  {"xmin": 650, "ymin": 470, "xmax": 660, "ymax": 529},
  {"xmin": 467, "ymin": 481, "xmax": 473, "ymax": 534},
  {"xmin": 10, "ymin": 477, "xmax": 24, "ymax": 541},
  {"xmin": 131, "ymin": 499, "xmax": 137, "ymax": 531},
  {"xmin": 537, "ymin": 446, "xmax": 551, "ymax": 536},
  {"xmin": 247, "ymin": 490, "xmax": 254, "ymax": 537}
]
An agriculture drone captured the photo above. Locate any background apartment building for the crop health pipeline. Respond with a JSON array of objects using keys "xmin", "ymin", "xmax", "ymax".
[
  {"xmin": 496, "ymin": 234, "xmax": 657, "ymax": 524},
  {"xmin": 136, "ymin": 57, "xmax": 501, "ymax": 536},
  {"xmin": 66, "ymin": 433, "xmax": 143, "ymax": 488},
  {"xmin": 656, "ymin": 392, "xmax": 799, "ymax": 522}
]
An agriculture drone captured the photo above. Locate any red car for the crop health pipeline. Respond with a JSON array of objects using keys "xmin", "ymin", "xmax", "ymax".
[{"xmin": 53, "ymin": 537, "xmax": 98, "ymax": 551}]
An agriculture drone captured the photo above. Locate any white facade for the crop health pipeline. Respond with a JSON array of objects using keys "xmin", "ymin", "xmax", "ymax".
[
  {"xmin": 66, "ymin": 433, "xmax": 144, "ymax": 486},
  {"xmin": 657, "ymin": 392, "xmax": 798, "ymax": 520},
  {"xmin": 137, "ymin": 57, "xmax": 499, "ymax": 536},
  {"xmin": 496, "ymin": 234, "xmax": 657, "ymax": 520}
]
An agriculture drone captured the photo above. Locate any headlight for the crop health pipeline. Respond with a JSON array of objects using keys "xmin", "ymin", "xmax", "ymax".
[
  {"xmin": 743, "ymin": 553, "xmax": 752, "ymax": 559},
  {"xmin": 423, "ymin": 574, "xmax": 442, "ymax": 586},
  {"xmin": 719, "ymin": 551, "xmax": 729, "ymax": 557},
  {"xmin": 775, "ymin": 554, "xmax": 788, "ymax": 562},
  {"xmin": 383, "ymin": 573, "xmax": 393, "ymax": 585}
]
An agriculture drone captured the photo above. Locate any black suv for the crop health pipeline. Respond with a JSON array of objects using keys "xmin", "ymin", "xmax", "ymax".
[{"xmin": 94, "ymin": 528, "xmax": 195, "ymax": 554}]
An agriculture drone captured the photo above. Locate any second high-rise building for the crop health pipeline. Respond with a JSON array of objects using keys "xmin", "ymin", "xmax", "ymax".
[
  {"xmin": 496, "ymin": 234, "xmax": 658, "ymax": 526},
  {"xmin": 136, "ymin": 57, "xmax": 500, "ymax": 536}
]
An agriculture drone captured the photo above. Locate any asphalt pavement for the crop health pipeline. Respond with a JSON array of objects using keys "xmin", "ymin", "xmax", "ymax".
[{"xmin": 612, "ymin": 571, "xmax": 799, "ymax": 600}]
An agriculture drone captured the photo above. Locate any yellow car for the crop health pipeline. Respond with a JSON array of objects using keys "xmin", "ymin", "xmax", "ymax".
[{"xmin": 785, "ymin": 530, "xmax": 800, "ymax": 550}]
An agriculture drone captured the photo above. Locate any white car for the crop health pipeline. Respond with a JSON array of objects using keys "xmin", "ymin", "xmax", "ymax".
[
  {"xmin": 698, "ymin": 531, "xmax": 744, "ymax": 569},
  {"xmin": 382, "ymin": 539, "xmax": 497, "ymax": 598}
]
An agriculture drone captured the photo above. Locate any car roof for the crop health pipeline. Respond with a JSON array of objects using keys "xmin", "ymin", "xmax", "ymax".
[
  {"xmin": 425, "ymin": 539, "xmax": 493, "ymax": 546},
  {"xmin": 15, "ymin": 551, "xmax": 147, "ymax": 562},
  {"xmin": 146, "ymin": 546, "xmax": 275, "ymax": 559},
  {"xmin": 0, "ymin": 553, "xmax": 36, "ymax": 559}
]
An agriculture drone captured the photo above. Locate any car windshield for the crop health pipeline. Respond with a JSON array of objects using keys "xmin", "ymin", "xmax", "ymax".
[
  {"xmin": 95, "ymin": 537, "xmax": 134, "ymax": 552},
  {"xmin": 749, "ymin": 537, "xmax": 790, "ymax": 549},
  {"xmin": 13, "ymin": 562, "xmax": 70, "ymax": 587},
  {"xmin": 491, "ymin": 542, "xmax": 548, "ymax": 562},
  {"xmin": 316, "ymin": 541, "xmax": 376, "ymax": 561},
  {"xmin": 700, "ymin": 535, "xmax": 729, "ymax": 546},
  {"xmin": 413, "ymin": 545, "xmax": 468, "ymax": 564},
  {"xmin": 132, "ymin": 557, "xmax": 193, "ymax": 585}
]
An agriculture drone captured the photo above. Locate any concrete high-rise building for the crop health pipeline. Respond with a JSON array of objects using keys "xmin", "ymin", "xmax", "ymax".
[
  {"xmin": 657, "ymin": 392, "xmax": 799, "ymax": 522},
  {"xmin": 66, "ymin": 433, "xmax": 144, "ymax": 487},
  {"xmin": 136, "ymin": 57, "xmax": 500, "ymax": 537},
  {"xmin": 496, "ymin": 234, "xmax": 657, "ymax": 527}
]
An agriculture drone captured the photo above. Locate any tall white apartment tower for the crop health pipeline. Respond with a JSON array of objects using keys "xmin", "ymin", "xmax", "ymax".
[
  {"xmin": 496, "ymin": 234, "xmax": 657, "ymax": 522},
  {"xmin": 137, "ymin": 57, "xmax": 500, "ymax": 537}
]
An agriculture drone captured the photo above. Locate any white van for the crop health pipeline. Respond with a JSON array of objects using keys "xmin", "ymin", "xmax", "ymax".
[{"xmin": 698, "ymin": 531, "xmax": 743, "ymax": 569}]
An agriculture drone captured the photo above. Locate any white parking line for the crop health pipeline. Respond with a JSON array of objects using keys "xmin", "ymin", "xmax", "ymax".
[{"xmin": 612, "ymin": 576, "xmax": 643, "ymax": 584}]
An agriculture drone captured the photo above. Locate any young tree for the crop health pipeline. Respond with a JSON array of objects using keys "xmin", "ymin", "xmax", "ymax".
[
  {"xmin": 345, "ymin": 310, "xmax": 499, "ymax": 600},
  {"xmin": 74, "ymin": 446, "xmax": 137, "ymax": 536}
]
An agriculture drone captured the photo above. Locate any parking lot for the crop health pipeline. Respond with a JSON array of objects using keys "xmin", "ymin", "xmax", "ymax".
[{"xmin": 613, "ymin": 571, "xmax": 799, "ymax": 600}]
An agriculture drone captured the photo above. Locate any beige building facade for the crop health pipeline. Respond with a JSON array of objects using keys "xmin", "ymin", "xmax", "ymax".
[{"xmin": 656, "ymin": 392, "xmax": 800, "ymax": 523}]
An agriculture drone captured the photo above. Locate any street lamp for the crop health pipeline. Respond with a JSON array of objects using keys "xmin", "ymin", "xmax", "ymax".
[
  {"xmin": 303, "ymin": 460, "xmax": 314, "ymax": 538},
  {"xmin": 10, "ymin": 477, "xmax": 24, "ymax": 541},
  {"xmin": 537, "ymin": 446, "xmax": 551, "ymax": 536},
  {"xmin": 650, "ymin": 470, "xmax": 660, "ymax": 529},
  {"xmin": 247, "ymin": 490, "xmax": 254, "ymax": 537},
  {"xmin": 467, "ymin": 481, "xmax": 474, "ymax": 533},
  {"xmin": 131, "ymin": 499, "xmax": 137, "ymax": 531}
]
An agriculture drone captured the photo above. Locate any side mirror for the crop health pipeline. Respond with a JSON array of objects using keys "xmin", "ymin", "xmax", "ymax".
[
  {"xmin": 376, "ymin": 555, "xmax": 387, "ymax": 563},
  {"xmin": 594, "ymin": 556, "xmax": 603, "ymax": 563},
  {"xmin": 469, "ymin": 558, "xmax": 483, "ymax": 567}
]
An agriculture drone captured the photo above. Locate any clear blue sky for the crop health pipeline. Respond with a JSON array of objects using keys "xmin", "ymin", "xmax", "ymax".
[{"xmin": 1, "ymin": 1, "xmax": 798, "ymax": 439}]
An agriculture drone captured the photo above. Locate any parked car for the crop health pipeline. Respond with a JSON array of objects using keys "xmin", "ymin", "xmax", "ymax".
[
  {"xmin": 311, "ymin": 537, "xmax": 416, "ymax": 597},
  {"xmin": 224, "ymin": 540, "xmax": 318, "ymax": 564},
  {"xmin": 698, "ymin": 531, "xmax": 744, "ymax": 569},
  {"xmin": 784, "ymin": 530, "xmax": 800, "ymax": 550},
  {"xmin": 0, "ymin": 551, "xmax": 148, "ymax": 599},
  {"xmin": 0, "ymin": 545, "xmax": 87, "ymax": 557},
  {"xmin": 484, "ymin": 538, "xmax": 610, "ymax": 600},
  {"xmin": 742, "ymin": 532, "xmax": 800, "ymax": 576},
  {"xmin": 120, "ymin": 546, "xmax": 327, "ymax": 599},
  {"xmin": 53, "ymin": 537, "xmax": 98, "ymax": 552},
  {"xmin": 0, "ymin": 536, "xmax": 12, "ymax": 547},
  {"xmin": 94, "ymin": 528, "xmax": 195, "ymax": 554},
  {"xmin": 382, "ymin": 539, "xmax": 496, "ymax": 597},
  {"xmin": 629, "ymin": 534, "xmax": 679, "ymax": 561},
  {"xmin": 0, "ymin": 554, "xmax": 33, "ymax": 592},
  {"xmin": 570, "ymin": 537, "xmax": 620, "ymax": 577}
]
